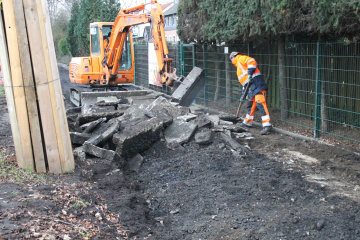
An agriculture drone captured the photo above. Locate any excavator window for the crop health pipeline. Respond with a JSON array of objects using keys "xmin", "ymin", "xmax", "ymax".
[
  {"xmin": 102, "ymin": 26, "xmax": 112, "ymax": 40},
  {"xmin": 118, "ymin": 34, "xmax": 132, "ymax": 71},
  {"xmin": 90, "ymin": 26, "xmax": 100, "ymax": 55}
]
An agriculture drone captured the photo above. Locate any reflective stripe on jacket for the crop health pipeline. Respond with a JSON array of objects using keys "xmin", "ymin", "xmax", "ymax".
[
  {"xmin": 232, "ymin": 55, "xmax": 261, "ymax": 86},
  {"xmin": 232, "ymin": 54, "xmax": 268, "ymax": 99}
]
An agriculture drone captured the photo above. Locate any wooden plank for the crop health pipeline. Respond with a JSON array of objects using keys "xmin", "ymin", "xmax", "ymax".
[
  {"xmin": 2, "ymin": 0, "xmax": 35, "ymax": 170},
  {"xmin": 22, "ymin": 0, "xmax": 62, "ymax": 174},
  {"xmin": 36, "ymin": 0, "xmax": 74, "ymax": 172},
  {"xmin": 13, "ymin": 0, "xmax": 46, "ymax": 172},
  {"xmin": 0, "ymin": 11, "xmax": 24, "ymax": 167}
]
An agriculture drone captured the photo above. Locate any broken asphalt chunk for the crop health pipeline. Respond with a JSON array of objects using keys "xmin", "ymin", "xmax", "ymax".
[
  {"xmin": 113, "ymin": 117, "xmax": 164, "ymax": 157},
  {"xmin": 190, "ymin": 114, "xmax": 212, "ymax": 128},
  {"xmin": 223, "ymin": 125, "xmax": 248, "ymax": 133},
  {"xmin": 127, "ymin": 153, "xmax": 144, "ymax": 172},
  {"xmin": 77, "ymin": 111, "xmax": 124, "ymax": 125},
  {"xmin": 195, "ymin": 128, "xmax": 213, "ymax": 145},
  {"xmin": 83, "ymin": 142, "xmax": 123, "ymax": 164},
  {"xmin": 83, "ymin": 117, "xmax": 106, "ymax": 133},
  {"xmin": 164, "ymin": 120, "xmax": 198, "ymax": 145},
  {"xmin": 146, "ymin": 96, "xmax": 190, "ymax": 119},
  {"xmin": 220, "ymin": 133, "xmax": 251, "ymax": 154},
  {"xmin": 177, "ymin": 113, "xmax": 197, "ymax": 122},
  {"xmin": 219, "ymin": 114, "xmax": 238, "ymax": 122},
  {"xmin": 85, "ymin": 120, "xmax": 120, "ymax": 146},
  {"xmin": 70, "ymin": 132, "xmax": 93, "ymax": 145}
]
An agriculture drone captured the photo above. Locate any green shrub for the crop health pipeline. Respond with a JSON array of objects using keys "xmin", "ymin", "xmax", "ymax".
[{"xmin": 58, "ymin": 37, "xmax": 69, "ymax": 56}]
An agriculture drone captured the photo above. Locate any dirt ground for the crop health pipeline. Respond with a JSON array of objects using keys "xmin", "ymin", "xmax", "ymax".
[{"xmin": 1, "ymin": 65, "xmax": 360, "ymax": 239}]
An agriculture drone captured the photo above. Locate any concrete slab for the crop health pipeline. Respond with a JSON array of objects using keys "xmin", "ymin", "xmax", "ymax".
[
  {"xmin": 164, "ymin": 120, "xmax": 198, "ymax": 145},
  {"xmin": 113, "ymin": 117, "xmax": 164, "ymax": 157},
  {"xmin": 171, "ymin": 67, "xmax": 205, "ymax": 107},
  {"xmin": 195, "ymin": 128, "xmax": 213, "ymax": 145}
]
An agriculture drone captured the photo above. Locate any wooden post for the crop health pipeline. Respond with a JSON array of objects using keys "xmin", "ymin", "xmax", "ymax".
[
  {"xmin": 0, "ymin": 11, "xmax": 24, "ymax": 167},
  {"xmin": 13, "ymin": 0, "xmax": 46, "ymax": 172},
  {"xmin": 3, "ymin": 0, "xmax": 35, "ymax": 170},
  {"xmin": 36, "ymin": 0, "xmax": 74, "ymax": 172},
  {"xmin": 23, "ymin": 0, "xmax": 62, "ymax": 174}
]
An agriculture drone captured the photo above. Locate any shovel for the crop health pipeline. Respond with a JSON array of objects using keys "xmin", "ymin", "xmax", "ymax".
[{"xmin": 235, "ymin": 83, "xmax": 251, "ymax": 118}]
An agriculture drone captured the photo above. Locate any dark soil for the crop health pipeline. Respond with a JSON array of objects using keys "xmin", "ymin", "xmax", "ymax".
[{"xmin": 0, "ymin": 64, "xmax": 360, "ymax": 239}]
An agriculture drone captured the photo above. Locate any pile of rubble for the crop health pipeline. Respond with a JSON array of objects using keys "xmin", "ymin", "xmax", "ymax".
[{"xmin": 66, "ymin": 92, "xmax": 255, "ymax": 168}]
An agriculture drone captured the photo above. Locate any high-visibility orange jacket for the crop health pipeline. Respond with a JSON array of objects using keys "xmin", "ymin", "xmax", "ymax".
[
  {"xmin": 232, "ymin": 55, "xmax": 261, "ymax": 86},
  {"xmin": 232, "ymin": 54, "xmax": 268, "ymax": 99}
]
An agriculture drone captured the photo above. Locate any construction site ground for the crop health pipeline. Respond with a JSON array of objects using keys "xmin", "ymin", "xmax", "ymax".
[{"xmin": 0, "ymin": 65, "xmax": 360, "ymax": 240}]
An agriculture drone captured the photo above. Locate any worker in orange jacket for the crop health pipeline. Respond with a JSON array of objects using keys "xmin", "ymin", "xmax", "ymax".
[{"xmin": 230, "ymin": 52, "xmax": 272, "ymax": 135}]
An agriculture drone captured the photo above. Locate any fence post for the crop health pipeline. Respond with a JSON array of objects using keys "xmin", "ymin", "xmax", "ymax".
[
  {"xmin": 192, "ymin": 44, "xmax": 197, "ymax": 104},
  {"xmin": 314, "ymin": 42, "xmax": 322, "ymax": 138},
  {"xmin": 203, "ymin": 43, "xmax": 208, "ymax": 106},
  {"xmin": 177, "ymin": 41, "xmax": 181, "ymax": 74}
]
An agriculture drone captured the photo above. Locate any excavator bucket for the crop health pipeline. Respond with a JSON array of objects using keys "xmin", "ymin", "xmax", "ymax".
[{"xmin": 171, "ymin": 67, "xmax": 205, "ymax": 107}]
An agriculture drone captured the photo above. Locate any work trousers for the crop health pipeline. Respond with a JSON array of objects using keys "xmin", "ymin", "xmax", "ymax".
[{"xmin": 243, "ymin": 90, "xmax": 272, "ymax": 127}]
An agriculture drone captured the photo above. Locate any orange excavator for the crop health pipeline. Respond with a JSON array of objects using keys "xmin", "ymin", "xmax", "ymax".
[{"xmin": 69, "ymin": 1, "xmax": 182, "ymax": 106}]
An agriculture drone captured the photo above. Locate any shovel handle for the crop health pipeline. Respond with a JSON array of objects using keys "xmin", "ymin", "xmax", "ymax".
[{"xmin": 235, "ymin": 83, "xmax": 251, "ymax": 118}]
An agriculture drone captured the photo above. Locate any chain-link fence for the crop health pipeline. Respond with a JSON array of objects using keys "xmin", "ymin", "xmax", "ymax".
[{"xmin": 134, "ymin": 41, "xmax": 360, "ymax": 147}]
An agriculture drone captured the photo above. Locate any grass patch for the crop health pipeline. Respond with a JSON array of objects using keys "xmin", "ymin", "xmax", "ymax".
[
  {"xmin": 0, "ymin": 149, "xmax": 48, "ymax": 185},
  {"xmin": 72, "ymin": 200, "xmax": 88, "ymax": 207},
  {"xmin": 0, "ymin": 84, "xmax": 4, "ymax": 97}
]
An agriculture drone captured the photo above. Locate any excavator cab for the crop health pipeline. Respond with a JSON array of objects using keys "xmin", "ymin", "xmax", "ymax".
[{"xmin": 69, "ymin": 22, "xmax": 134, "ymax": 86}]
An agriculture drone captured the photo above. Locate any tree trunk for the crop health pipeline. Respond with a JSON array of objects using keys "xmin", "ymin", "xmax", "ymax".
[
  {"xmin": 214, "ymin": 65, "xmax": 221, "ymax": 101},
  {"xmin": 225, "ymin": 51, "xmax": 232, "ymax": 105},
  {"xmin": 214, "ymin": 47, "xmax": 222, "ymax": 101},
  {"xmin": 278, "ymin": 35, "xmax": 289, "ymax": 120}
]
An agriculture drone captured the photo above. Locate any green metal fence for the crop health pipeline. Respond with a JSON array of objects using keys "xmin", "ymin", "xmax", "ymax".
[{"xmin": 134, "ymin": 41, "xmax": 360, "ymax": 147}]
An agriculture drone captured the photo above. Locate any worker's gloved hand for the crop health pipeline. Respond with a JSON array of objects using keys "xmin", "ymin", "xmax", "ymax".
[
  {"xmin": 239, "ymin": 84, "xmax": 248, "ymax": 102},
  {"xmin": 248, "ymin": 75, "xmax": 253, "ymax": 83}
]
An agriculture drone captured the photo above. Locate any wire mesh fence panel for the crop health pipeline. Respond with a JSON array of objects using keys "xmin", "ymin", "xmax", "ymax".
[
  {"xmin": 134, "ymin": 41, "xmax": 360, "ymax": 147},
  {"xmin": 134, "ymin": 43, "xmax": 148, "ymax": 87}
]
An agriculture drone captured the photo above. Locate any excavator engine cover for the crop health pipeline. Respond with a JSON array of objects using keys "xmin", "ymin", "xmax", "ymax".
[{"xmin": 171, "ymin": 67, "xmax": 205, "ymax": 107}]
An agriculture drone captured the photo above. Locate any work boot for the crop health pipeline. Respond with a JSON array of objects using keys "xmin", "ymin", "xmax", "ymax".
[{"xmin": 260, "ymin": 126, "xmax": 273, "ymax": 135}]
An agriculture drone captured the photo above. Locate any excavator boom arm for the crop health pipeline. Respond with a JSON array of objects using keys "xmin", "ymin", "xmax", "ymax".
[{"xmin": 103, "ymin": 1, "xmax": 173, "ymax": 85}]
